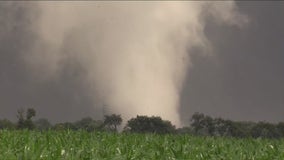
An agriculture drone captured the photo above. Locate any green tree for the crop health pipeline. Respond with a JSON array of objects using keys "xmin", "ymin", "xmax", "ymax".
[
  {"xmin": 103, "ymin": 114, "xmax": 122, "ymax": 132},
  {"xmin": 25, "ymin": 108, "xmax": 36, "ymax": 129},
  {"xmin": 125, "ymin": 115, "xmax": 175, "ymax": 134},
  {"xmin": 190, "ymin": 112, "xmax": 205, "ymax": 133},
  {"xmin": 212, "ymin": 118, "xmax": 230, "ymax": 136},
  {"xmin": 251, "ymin": 122, "xmax": 281, "ymax": 139},
  {"xmin": 26, "ymin": 108, "xmax": 36, "ymax": 120},
  {"xmin": 16, "ymin": 108, "xmax": 36, "ymax": 130},
  {"xmin": 221, "ymin": 121, "xmax": 249, "ymax": 138},
  {"xmin": 0, "ymin": 119, "xmax": 15, "ymax": 130},
  {"xmin": 35, "ymin": 118, "xmax": 52, "ymax": 131},
  {"xmin": 16, "ymin": 108, "xmax": 25, "ymax": 129},
  {"xmin": 277, "ymin": 122, "xmax": 284, "ymax": 137},
  {"xmin": 75, "ymin": 117, "xmax": 103, "ymax": 132},
  {"xmin": 190, "ymin": 112, "xmax": 214, "ymax": 136}
]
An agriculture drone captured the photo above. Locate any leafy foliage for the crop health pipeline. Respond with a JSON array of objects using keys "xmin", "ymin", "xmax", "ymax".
[
  {"xmin": 103, "ymin": 114, "xmax": 122, "ymax": 132},
  {"xmin": 277, "ymin": 122, "xmax": 284, "ymax": 137},
  {"xmin": 16, "ymin": 108, "xmax": 36, "ymax": 130},
  {"xmin": 75, "ymin": 117, "xmax": 103, "ymax": 132},
  {"xmin": 125, "ymin": 115, "xmax": 175, "ymax": 134},
  {"xmin": 0, "ymin": 119, "xmax": 15, "ymax": 130},
  {"xmin": 34, "ymin": 118, "xmax": 52, "ymax": 131},
  {"xmin": 190, "ymin": 112, "xmax": 283, "ymax": 139},
  {"xmin": 16, "ymin": 108, "xmax": 25, "ymax": 129},
  {"xmin": 251, "ymin": 122, "xmax": 281, "ymax": 139},
  {"xmin": 191, "ymin": 113, "xmax": 214, "ymax": 135}
]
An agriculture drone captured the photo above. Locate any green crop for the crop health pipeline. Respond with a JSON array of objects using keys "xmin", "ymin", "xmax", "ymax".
[{"xmin": 0, "ymin": 130, "xmax": 283, "ymax": 160}]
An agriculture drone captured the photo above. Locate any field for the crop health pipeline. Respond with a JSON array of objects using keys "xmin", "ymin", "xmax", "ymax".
[{"xmin": 0, "ymin": 130, "xmax": 284, "ymax": 160}]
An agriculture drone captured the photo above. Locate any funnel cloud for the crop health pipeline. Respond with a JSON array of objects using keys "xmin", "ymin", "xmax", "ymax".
[
  {"xmin": 20, "ymin": 2, "xmax": 248, "ymax": 126},
  {"xmin": 0, "ymin": 2, "xmax": 248, "ymax": 126}
]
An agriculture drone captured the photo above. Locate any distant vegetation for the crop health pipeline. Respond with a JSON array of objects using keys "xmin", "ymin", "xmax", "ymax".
[
  {"xmin": 1, "ymin": 108, "xmax": 284, "ymax": 159},
  {"xmin": 0, "ymin": 108, "xmax": 284, "ymax": 139},
  {"xmin": 125, "ymin": 115, "xmax": 176, "ymax": 134},
  {"xmin": 189, "ymin": 112, "xmax": 284, "ymax": 139}
]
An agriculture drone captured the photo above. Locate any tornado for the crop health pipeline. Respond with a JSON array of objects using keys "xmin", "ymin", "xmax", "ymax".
[{"xmin": 22, "ymin": 1, "xmax": 247, "ymax": 127}]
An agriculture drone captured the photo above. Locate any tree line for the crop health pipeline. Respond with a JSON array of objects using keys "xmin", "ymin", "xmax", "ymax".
[
  {"xmin": 0, "ymin": 108, "xmax": 283, "ymax": 139},
  {"xmin": 187, "ymin": 112, "xmax": 284, "ymax": 139}
]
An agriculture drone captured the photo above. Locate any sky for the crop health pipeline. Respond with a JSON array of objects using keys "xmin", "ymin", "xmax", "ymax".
[{"xmin": 0, "ymin": 1, "xmax": 283, "ymax": 126}]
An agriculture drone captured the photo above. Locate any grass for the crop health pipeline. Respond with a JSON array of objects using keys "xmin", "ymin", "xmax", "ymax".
[{"xmin": 0, "ymin": 130, "xmax": 284, "ymax": 160}]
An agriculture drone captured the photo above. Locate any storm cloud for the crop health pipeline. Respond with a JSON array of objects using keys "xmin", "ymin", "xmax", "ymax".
[{"xmin": 0, "ymin": 2, "xmax": 283, "ymax": 126}]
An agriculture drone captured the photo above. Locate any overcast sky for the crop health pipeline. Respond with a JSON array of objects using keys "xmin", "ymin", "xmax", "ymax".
[
  {"xmin": 0, "ymin": 2, "xmax": 283, "ymax": 125},
  {"xmin": 181, "ymin": 1, "xmax": 284, "ymax": 124}
]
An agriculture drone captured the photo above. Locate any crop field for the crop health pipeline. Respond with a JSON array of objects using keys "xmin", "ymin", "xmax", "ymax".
[{"xmin": 0, "ymin": 130, "xmax": 283, "ymax": 160}]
